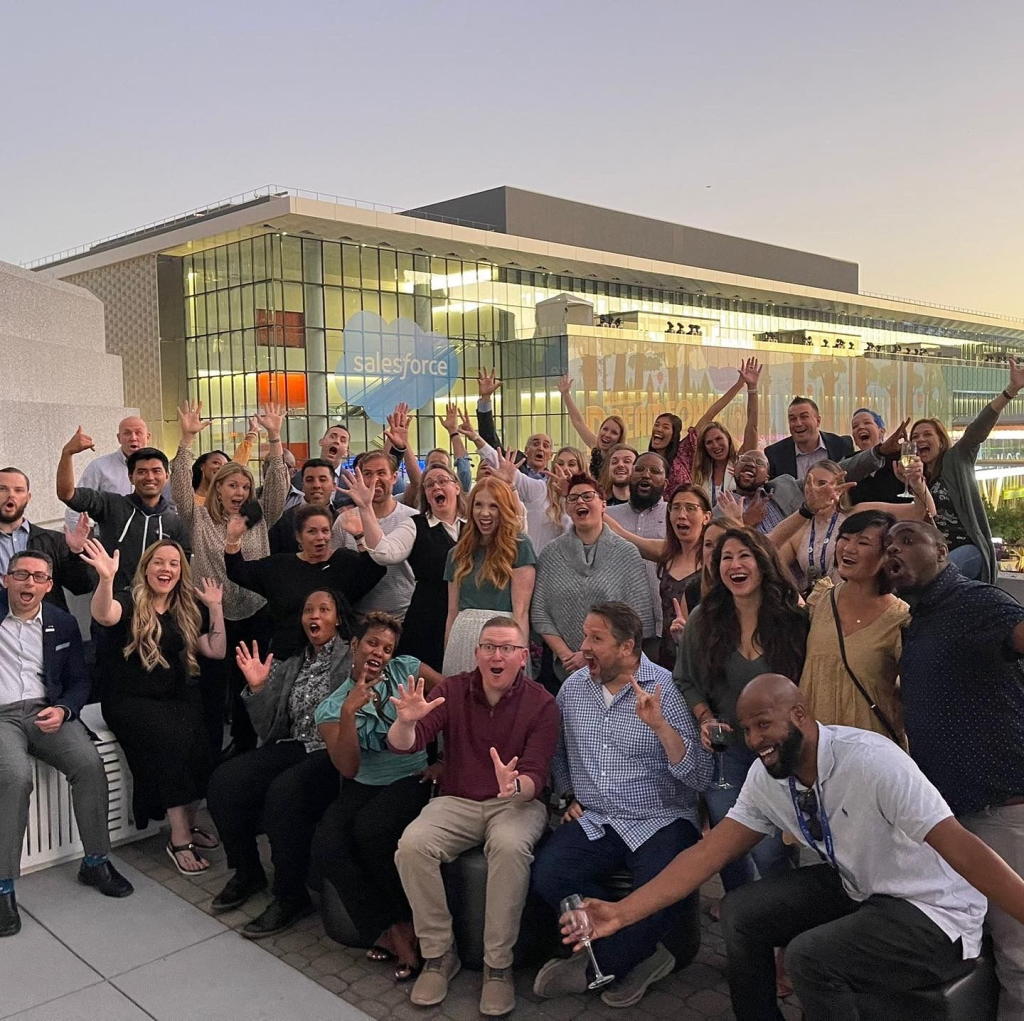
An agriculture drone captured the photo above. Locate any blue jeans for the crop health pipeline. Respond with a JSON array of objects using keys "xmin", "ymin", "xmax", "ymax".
[
  {"xmin": 704, "ymin": 743, "xmax": 793, "ymax": 892},
  {"xmin": 531, "ymin": 817, "xmax": 700, "ymax": 977},
  {"xmin": 948, "ymin": 543, "xmax": 983, "ymax": 580}
]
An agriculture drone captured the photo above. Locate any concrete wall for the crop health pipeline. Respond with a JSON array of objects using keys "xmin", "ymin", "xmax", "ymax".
[
  {"xmin": 0, "ymin": 260, "xmax": 134, "ymax": 525},
  {"xmin": 409, "ymin": 186, "xmax": 859, "ymax": 293}
]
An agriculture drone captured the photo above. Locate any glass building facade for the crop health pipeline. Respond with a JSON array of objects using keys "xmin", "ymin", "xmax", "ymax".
[{"xmin": 179, "ymin": 232, "xmax": 1017, "ymax": 480}]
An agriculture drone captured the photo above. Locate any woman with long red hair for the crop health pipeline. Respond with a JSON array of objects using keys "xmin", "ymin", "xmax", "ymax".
[{"xmin": 442, "ymin": 478, "xmax": 536, "ymax": 674}]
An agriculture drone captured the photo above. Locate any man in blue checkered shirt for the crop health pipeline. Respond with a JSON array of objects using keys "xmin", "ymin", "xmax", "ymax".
[{"xmin": 530, "ymin": 601, "xmax": 713, "ymax": 1010}]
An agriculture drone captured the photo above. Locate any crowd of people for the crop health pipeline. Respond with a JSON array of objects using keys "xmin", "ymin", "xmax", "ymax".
[{"xmin": 2, "ymin": 358, "xmax": 1024, "ymax": 1020}]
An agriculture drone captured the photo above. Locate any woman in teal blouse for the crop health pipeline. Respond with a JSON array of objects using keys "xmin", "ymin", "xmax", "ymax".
[{"xmin": 313, "ymin": 611, "xmax": 433, "ymax": 981}]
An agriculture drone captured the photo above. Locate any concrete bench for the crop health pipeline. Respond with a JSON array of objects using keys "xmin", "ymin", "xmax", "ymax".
[{"xmin": 20, "ymin": 703, "xmax": 157, "ymax": 874}]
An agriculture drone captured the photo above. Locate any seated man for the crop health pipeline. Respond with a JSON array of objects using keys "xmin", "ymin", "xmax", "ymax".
[
  {"xmin": 389, "ymin": 617, "xmax": 559, "ymax": 1017},
  {"xmin": 568, "ymin": 674, "xmax": 1024, "ymax": 1021},
  {"xmin": 532, "ymin": 602, "xmax": 712, "ymax": 1009},
  {"xmin": 0, "ymin": 551, "xmax": 133, "ymax": 937}
]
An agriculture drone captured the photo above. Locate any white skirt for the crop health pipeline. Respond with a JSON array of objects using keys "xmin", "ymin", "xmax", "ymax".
[{"xmin": 442, "ymin": 608, "xmax": 498, "ymax": 676}]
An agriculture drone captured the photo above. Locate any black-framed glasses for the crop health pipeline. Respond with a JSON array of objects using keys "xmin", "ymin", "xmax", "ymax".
[
  {"xmin": 796, "ymin": 787, "xmax": 824, "ymax": 842},
  {"xmin": 566, "ymin": 492, "xmax": 599, "ymax": 504},
  {"xmin": 8, "ymin": 570, "xmax": 51, "ymax": 583},
  {"xmin": 478, "ymin": 643, "xmax": 527, "ymax": 655}
]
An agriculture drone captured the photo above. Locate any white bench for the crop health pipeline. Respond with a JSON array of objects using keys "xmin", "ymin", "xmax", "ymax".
[{"xmin": 20, "ymin": 703, "xmax": 157, "ymax": 874}]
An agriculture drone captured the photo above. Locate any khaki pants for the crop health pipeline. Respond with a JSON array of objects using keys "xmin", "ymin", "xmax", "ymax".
[
  {"xmin": 395, "ymin": 795, "xmax": 548, "ymax": 968},
  {"xmin": 962, "ymin": 804, "xmax": 1024, "ymax": 1021}
]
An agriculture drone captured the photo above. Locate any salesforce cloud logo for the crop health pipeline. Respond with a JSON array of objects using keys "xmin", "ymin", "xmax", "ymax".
[{"xmin": 336, "ymin": 312, "xmax": 460, "ymax": 423}]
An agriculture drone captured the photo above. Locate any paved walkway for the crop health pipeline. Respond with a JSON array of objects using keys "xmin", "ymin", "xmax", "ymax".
[{"xmin": 107, "ymin": 813, "xmax": 804, "ymax": 1020}]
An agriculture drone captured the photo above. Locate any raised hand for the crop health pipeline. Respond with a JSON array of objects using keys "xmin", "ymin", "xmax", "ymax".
[
  {"xmin": 79, "ymin": 537, "xmax": 118, "ymax": 581},
  {"xmin": 478, "ymin": 367, "xmax": 501, "ymax": 399},
  {"xmin": 557, "ymin": 374, "xmax": 572, "ymax": 396},
  {"xmin": 742, "ymin": 489, "xmax": 770, "ymax": 528},
  {"xmin": 805, "ymin": 472, "xmax": 851, "ymax": 515},
  {"xmin": 542, "ymin": 463, "xmax": 572, "ymax": 497},
  {"xmin": 877, "ymin": 418, "xmax": 911, "ymax": 457},
  {"xmin": 630, "ymin": 675, "xmax": 666, "ymax": 731},
  {"xmin": 456, "ymin": 407, "xmax": 479, "ymax": 443},
  {"xmin": 63, "ymin": 426, "xmax": 95, "ymax": 456},
  {"xmin": 1010, "ymin": 357, "xmax": 1024, "ymax": 395},
  {"xmin": 389, "ymin": 676, "xmax": 445, "ymax": 724},
  {"xmin": 338, "ymin": 508, "xmax": 365, "ymax": 537},
  {"xmin": 257, "ymin": 402, "xmax": 286, "ymax": 440},
  {"xmin": 340, "ymin": 467, "xmax": 374, "ymax": 509},
  {"xmin": 669, "ymin": 597, "xmax": 688, "ymax": 642},
  {"xmin": 494, "ymin": 448, "xmax": 525, "ymax": 485},
  {"xmin": 562, "ymin": 650, "xmax": 588, "ymax": 674},
  {"xmin": 64, "ymin": 513, "xmax": 91, "ymax": 554},
  {"xmin": 247, "ymin": 414, "xmax": 261, "ymax": 436},
  {"xmin": 195, "ymin": 578, "xmax": 224, "ymax": 607},
  {"xmin": 901, "ymin": 458, "xmax": 927, "ymax": 493},
  {"xmin": 236, "ymin": 640, "xmax": 273, "ymax": 690},
  {"xmin": 177, "ymin": 399, "xmax": 210, "ymax": 440},
  {"xmin": 343, "ymin": 664, "xmax": 377, "ymax": 714},
  {"xmin": 438, "ymin": 403, "xmax": 460, "ymax": 436},
  {"xmin": 716, "ymin": 490, "xmax": 745, "ymax": 525},
  {"xmin": 699, "ymin": 717, "xmax": 731, "ymax": 753},
  {"xmin": 490, "ymin": 747, "xmax": 520, "ymax": 798},
  {"xmin": 738, "ymin": 357, "xmax": 762, "ymax": 389},
  {"xmin": 225, "ymin": 513, "xmax": 248, "ymax": 545},
  {"xmin": 384, "ymin": 403, "xmax": 411, "ymax": 449}
]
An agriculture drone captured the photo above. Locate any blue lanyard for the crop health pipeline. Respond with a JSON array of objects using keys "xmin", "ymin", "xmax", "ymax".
[
  {"xmin": 807, "ymin": 511, "xmax": 839, "ymax": 580},
  {"xmin": 789, "ymin": 776, "xmax": 838, "ymax": 870}
]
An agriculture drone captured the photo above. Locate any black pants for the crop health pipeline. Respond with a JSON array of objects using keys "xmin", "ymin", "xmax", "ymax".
[
  {"xmin": 313, "ymin": 774, "xmax": 431, "ymax": 945},
  {"xmin": 224, "ymin": 613, "xmax": 270, "ymax": 751},
  {"xmin": 206, "ymin": 741, "xmax": 338, "ymax": 901},
  {"xmin": 721, "ymin": 863, "xmax": 974, "ymax": 1021}
]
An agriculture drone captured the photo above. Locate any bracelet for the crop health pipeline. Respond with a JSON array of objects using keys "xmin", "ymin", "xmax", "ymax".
[
  {"xmin": 747, "ymin": 387, "xmax": 758, "ymax": 394},
  {"xmin": 353, "ymin": 533, "xmax": 365, "ymax": 542},
  {"xmin": 1003, "ymin": 388, "xmax": 1017, "ymax": 401},
  {"xmin": 225, "ymin": 541, "xmax": 242, "ymax": 551}
]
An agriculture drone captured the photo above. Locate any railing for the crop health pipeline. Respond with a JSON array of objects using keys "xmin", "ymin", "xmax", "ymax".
[
  {"xmin": 21, "ymin": 184, "xmax": 498, "ymax": 269},
  {"xmin": 859, "ymin": 290, "xmax": 1024, "ymax": 325}
]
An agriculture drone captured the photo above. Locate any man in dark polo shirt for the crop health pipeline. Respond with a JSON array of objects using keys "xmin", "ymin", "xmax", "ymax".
[
  {"xmin": 389, "ymin": 616, "xmax": 559, "ymax": 1017},
  {"xmin": 886, "ymin": 519, "xmax": 1024, "ymax": 1019}
]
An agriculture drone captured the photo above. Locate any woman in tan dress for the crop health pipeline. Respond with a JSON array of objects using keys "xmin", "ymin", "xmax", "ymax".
[{"xmin": 800, "ymin": 508, "xmax": 909, "ymax": 746}]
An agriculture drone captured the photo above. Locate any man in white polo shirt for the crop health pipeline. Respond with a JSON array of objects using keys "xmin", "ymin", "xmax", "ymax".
[{"xmin": 565, "ymin": 674, "xmax": 1024, "ymax": 1021}]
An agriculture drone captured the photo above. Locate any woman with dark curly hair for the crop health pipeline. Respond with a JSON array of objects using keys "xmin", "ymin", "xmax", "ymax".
[{"xmin": 674, "ymin": 526, "xmax": 807, "ymax": 890}]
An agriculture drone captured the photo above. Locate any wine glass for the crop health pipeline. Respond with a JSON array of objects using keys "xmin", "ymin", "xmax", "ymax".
[
  {"xmin": 899, "ymin": 441, "xmax": 919, "ymax": 500},
  {"xmin": 559, "ymin": 895, "xmax": 615, "ymax": 989},
  {"xmin": 707, "ymin": 723, "xmax": 734, "ymax": 790}
]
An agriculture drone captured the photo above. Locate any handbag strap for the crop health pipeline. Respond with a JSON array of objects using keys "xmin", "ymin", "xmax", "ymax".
[{"xmin": 829, "ymin": 586, "xmax": 900, "ymax": 742}]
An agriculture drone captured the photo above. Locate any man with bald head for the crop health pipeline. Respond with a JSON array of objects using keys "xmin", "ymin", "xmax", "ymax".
[
  {"xmin": 887, "ymin": 518, "xmax": 1024, "ymax": 1018},
  {"xmin": 565, "ymin": 673, "xmax": 1024, "ymax": 1020}
]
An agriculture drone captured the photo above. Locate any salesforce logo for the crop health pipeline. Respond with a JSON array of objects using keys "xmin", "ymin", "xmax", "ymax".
[{"xmin": 336, "ymin": 311, "xmax": 460, "ymax": 423}]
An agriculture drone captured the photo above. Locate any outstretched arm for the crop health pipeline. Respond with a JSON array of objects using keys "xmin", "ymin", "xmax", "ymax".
[
  {"xmin": 603, "ymin": 512, "xmax": 667, "ymax": 562},
  {"xmin": 558, "ymin": 375, "xmax": 598, "ymax": 450},
  {"xmin": 738, "ymin": 359, "xmax": 762, "ymax": 454},
  {"xmin": 694, "ymin": 360, "xmax": 754, "ymax": 433}
]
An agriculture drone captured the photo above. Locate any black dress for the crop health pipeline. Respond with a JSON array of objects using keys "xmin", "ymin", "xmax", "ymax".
[
  {"xmin": 100, "ymin": 594, "xmax": 214, "ymax": 829},
  {"xmin": 397, "ymin": 515, "xmax": 461, "ymax": 670}
]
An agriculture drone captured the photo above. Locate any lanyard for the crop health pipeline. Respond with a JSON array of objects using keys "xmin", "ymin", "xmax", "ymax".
[
  {"xmin": 789, "ymin": 776, "xmax": 838, "ymax": 870},
  {"xmin": 807, "ymin": 511, "xmax": 839, "ymax": 580}
]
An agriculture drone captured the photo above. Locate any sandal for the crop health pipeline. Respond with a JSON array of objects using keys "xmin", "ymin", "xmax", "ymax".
[
  {"xmin": 166, "ymin": 841, "xmax": 211, "ymax": 876},
  {"xmin": 190, "ymin": 827, "xmax": 221, "ymax": 850},
  {"xmin": 394, "ymin": 959, "xmax": 422, "ymax": 982},
  {"xmin": 366, "ymin": 946, "xmax": 395, "ymax": 963}
]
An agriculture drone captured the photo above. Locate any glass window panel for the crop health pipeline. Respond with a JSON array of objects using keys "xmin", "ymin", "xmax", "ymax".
[
  {"xmin": 361, "ymin": 290, "xmax": 380, "ymax": 315},
  {"xmin": 360, "ymin": 247, "xmax": 380, "ymax": 290},
  {"xmin": 304, "ymin": 284, "xmax": 324, "ymax": 328},
  {"xmin": 242, "ymin": 329, "xmax": 257, "ymax": 371},
  {"xmin": 283, "ymin": 282, "xmax": 304, "ymax": 313},
  {"xmin": 323, "ymin": 243, "xmax": 343, "ymax": 287},
  {"xmin": 379, "ymin": 249, "xmax": 397, "ymax": 292},
  {"xmin": 398, "ymin": 293, "xmax": 414, "ymax": 321},
  {"xmin": 253, "ymin": 235, "xmax": 267, "ymax": 280},
  {"xmin": 215, "ymin": 246, "xmax": 229, "ymax": 289},
  {"xmin": 302, "ymin": 239, "xmax": 323, "ymax": 283},
  {"xmin": 380, "ymin": 292, "xmax": 398, "ymax": 322},
  {"xmin": 186, "ymin": 339, "xmax": 197, "ymax": 377},
  {"xmin": 204, "ymin": 249, "xmax": 217, "ymax": 290},
  {"xmin": 228, "ymin": 243, "xmax": 241, "ymax": 288},
  {"xmin": 282, "ymin": 236, "xmax": 302, "ymax": 281},
  {"xmin": 239, "ymin": 240, "xmax": 253, "ymax": 284},
  {"xmin": 343, "ymin": 245, "xmax": 361, "ymax": 288},
  {"xmin": 185, "ymin": 297, "xmax": 196, "ymax": 338},
  {"xmin": 195, "ymin": 294, "xmax": 207, "ymax": 335},
  {"xmin": 241, "ymin": 285, "xmax": 254, "ymax": 329},
  {"xmin": 344, "ymin": 288, "xmax": 362, "ymax": 320},
  {"xmin": 206, "ymin": 294, "xmax": 218, "ymax": 334},
  {"xmin": 217, "ymin": 291, "xmax": 230, "ymax": 331},
  {"xmin": 398, "ymin": 252, "xmax": 414, "ymax": 293},
  {"xmin": 229, "ymin": 288, "xmax": 242, "ymax": 331},
  {"xmin": 324, "ymin": 287, "xmax": 344, "ymax": 329}
]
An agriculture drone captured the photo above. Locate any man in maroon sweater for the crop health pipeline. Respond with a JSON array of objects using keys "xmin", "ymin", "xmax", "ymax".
[{"xmin": 389, "ymin": 616, "xmax": 559, "ymax": 1017}]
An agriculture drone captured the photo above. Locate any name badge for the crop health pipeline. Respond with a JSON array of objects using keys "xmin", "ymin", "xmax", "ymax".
[{"xmin": 56, "ymin": 642, "xmax": 71, "ymax": 651}]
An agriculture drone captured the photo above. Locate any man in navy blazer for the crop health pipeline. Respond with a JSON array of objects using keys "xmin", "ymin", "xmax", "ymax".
[
  {"xmin": 0, "ymin": 549, "xmax": 133, "ymax": 938},
  {"xmin": 764, "ymin": 396, "xmax": 855, "ymax": 481}
]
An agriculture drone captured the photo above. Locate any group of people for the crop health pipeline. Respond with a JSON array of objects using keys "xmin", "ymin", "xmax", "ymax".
[{"xmin": 1, "ymin": 357, "xmax": 1024, "ymax": 1020}]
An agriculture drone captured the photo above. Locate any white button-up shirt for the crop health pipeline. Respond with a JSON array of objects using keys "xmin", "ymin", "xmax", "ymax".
[
  {"xmin": 0, "ymin": 604, "xmax": 47, "ymax": 707},
  {"xmin": 794, "ymin": 434, "xmax": 828, "ymax": 482},
  {"xmin": 729, "ymin": 724, "xmax": 986, "ymax": 958}
]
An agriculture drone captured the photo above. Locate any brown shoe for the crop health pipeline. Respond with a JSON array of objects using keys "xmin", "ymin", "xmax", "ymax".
[
  {"xmin": 410, "ymin": 948, "xmax": 461, "ymax": 1006},
  {"xmin": 480, "ymin": 964, "xmax": 515, "ymax": 1017}
]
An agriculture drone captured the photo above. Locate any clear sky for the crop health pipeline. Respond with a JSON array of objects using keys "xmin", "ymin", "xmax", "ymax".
[{"xmin": 3, "ymin": 0, "xmax": 1022, "ymax": 314}]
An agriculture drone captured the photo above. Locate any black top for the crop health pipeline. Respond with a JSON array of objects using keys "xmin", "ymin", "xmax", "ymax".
[
  {"xmin": 268, "ymin": 503, "xmax": 339, "ymax": 555},
  {"xmin": 225, "ymin": 548, "xmax": 386, "ymax": 659},
  {"xmin": 850, "ymin": 455, "xmax": 905, "ymax": 505}
]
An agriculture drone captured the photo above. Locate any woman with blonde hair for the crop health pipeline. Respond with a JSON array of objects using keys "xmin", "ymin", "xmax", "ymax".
[
  {"xmin": 557, "ymin": 374, "xmax": 627, "ymax": 477},
  {"xmin": 171, "ymin": 399, "xmax": 290, "ymax": 755},
  {"xmin": 83, "ymin": 538, "xmax": 226, "ymax": 875},
  {"xmin": 442, "ymin": 477, "xmax": 536, "ymax": 673}
]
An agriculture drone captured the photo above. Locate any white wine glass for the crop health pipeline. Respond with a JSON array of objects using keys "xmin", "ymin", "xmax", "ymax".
[
  {"xmin": 899, "ymin": 441, "xmax": 919, "ymax": 499},
  {"xmin": 559, "ymin": 894, "xmax": 615, "ymax": 989}
]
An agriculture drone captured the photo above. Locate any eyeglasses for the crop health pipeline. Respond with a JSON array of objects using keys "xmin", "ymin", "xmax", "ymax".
[
  {"xmin": 632, "ymin": 465, "xmax": 666, "ymax": 477},
  {"xmin": 566, "ymin": 491, "xmax": 599, "ymax": 504},
  {"xmin": 676, "ymin": 502, "xmax": 706, "ymax": 514},
  {"xmin": 478, "ymin": 643, "xmax": 527, "ymax": 656},
  {"xmin": 795, "ymin": 787, "xmax": 824, "ymax": 842},
  {"xmin": 8, "ymin": 570, "xmax": 51, "ymax": 583},
  {"xmin": 424, "ymin": 478, "xmax": 455, "ymax": 490}
]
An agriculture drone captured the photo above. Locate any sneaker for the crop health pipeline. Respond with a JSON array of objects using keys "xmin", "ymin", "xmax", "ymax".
[
  {"xmin": 410, "ymin": 948, "xmax": 461, "ymax": 1006},
  {"xmin": 480, "ymin": 964, "xmax": 515, "ymax": 1016},
  {"xmin": 533, "ymin": 953, "xmax": 590, "ymax": 998},
  {"xmin": 600, "ymin": 943, "xmax": 675, "ymax": 1008}
]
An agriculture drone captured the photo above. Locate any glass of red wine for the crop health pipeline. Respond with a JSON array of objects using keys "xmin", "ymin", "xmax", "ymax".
[
  {"xmin": 559, "ymin": 894, "xmax": 615, "ymax": 989},
  {"xmin": 707, "ymin": 723, "xmax": 734, "ymax": 790}
]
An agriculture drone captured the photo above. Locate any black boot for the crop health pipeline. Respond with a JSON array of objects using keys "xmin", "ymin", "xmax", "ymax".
[
  {"xmin": 211, "ymin": 869, "xmax": 267, "ymax": 912},
  {"xmin": 77, "ymin": 859, "xmax": 134, "ymax": 898},
  {"xmin": 0, "ymin": 890, "xmax": 20, "ymax": 937},
  {"xmin": 241, "ymin": 894, "xmax": 314, "ymax": 939}
]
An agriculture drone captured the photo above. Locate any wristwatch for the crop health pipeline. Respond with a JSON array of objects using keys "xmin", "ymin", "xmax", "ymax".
[{"xmin": 798, "ymin": 505, "xmax": 814, "ymax": 520}]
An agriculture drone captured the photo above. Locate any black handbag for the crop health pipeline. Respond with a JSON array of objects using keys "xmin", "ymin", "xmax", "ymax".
[{"xmin": 829, "ymin": 586, "xmax": 900, "ymax": 743}]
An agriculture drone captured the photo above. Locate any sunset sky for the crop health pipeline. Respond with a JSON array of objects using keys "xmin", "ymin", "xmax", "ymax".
[{"xmin": 4, "ymin": 0, "xmax": 1022, "ymax": 315}]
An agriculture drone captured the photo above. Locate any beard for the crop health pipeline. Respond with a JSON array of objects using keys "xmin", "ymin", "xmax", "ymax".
[
  {"xmin": 0, "ymin": 500, "xmax": 28, "ymax": 525},
  {"xmin": 764, "ymin": 723, "xmax": 805, "ymax": 779},
  {"xmin": 629, "ymin": 485, "xmax": 664, "ymax": 511}
]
